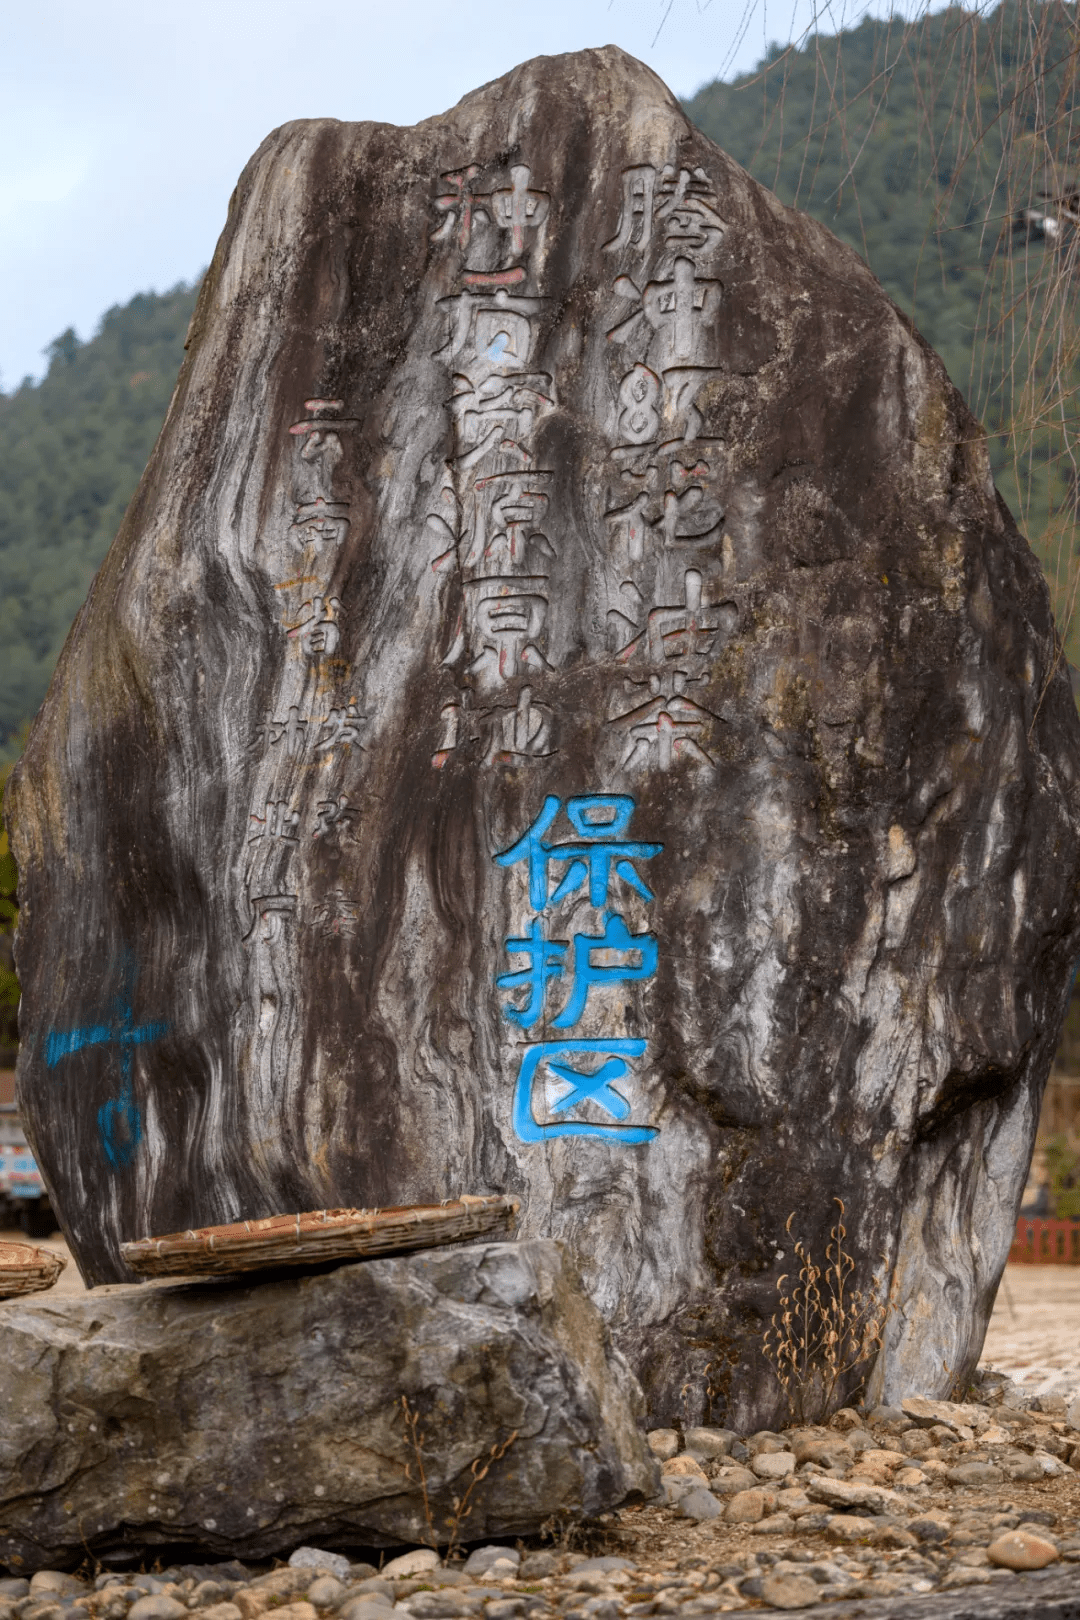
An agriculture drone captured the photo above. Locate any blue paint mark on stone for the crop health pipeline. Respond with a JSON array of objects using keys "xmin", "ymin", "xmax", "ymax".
[
  {"xmin": 45, "ymin": 954, "xmax": 168, "ymax": 1171},
  {"xmin": 512, "ymin": 1039, "xmax": 656, "ymax": 1144}
]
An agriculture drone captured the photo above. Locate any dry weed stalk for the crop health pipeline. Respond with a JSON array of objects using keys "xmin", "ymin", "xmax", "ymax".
[
  {"xmin": 762, "ymin": 1198, "xmax": 890, "ymax": 1425},
  {"xmin": 399, "ymin": 1393, "xmax": 518, "ymax": 1557}
]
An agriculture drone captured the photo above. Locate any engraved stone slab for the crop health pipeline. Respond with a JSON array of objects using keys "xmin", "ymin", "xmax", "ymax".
[{"xmin": 7, "ymin": 47, "xmax": 1080, "ymax": 1429}]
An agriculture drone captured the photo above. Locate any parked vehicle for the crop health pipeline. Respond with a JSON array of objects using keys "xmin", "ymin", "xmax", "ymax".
[{"xmin": 0, "ymin": 1073, "xmax": 56, "ymax": 1239}]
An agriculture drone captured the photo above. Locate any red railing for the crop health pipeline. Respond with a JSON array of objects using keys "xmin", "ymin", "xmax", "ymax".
[{"xmin": 1010, "ymin": 1215, "xmax": 1080, "ymax": 1264}]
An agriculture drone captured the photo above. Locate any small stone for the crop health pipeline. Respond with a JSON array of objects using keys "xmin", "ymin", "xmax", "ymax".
[
  {"xmin": 725, "ymin": 1487, "xmax": 775, "ymax": 1524},
  {"xmin": 751, "ymin": 1514, "xmax": 796, "ymax": 1535},
  {"xmin": 752, "ymin": 1450, "xmax": 796, "ymax": 1480},
  {"xmin": 290, "ymin": 1553, "xmax": 353, "ymax": 1584},
  {"xmin": 790, "ymin": 1436, "xmax": 853, "ymax": 1470},
  {"xmin": 894, "ymin": 1467, "xmax": 925, "ymax": 1487},
  {"xmin": 909, "ymin": 1513, "xmax": 952, "ymax": 1543},
  {"xmin": 646, "ymin": 1429, "xmax": 680, "ymax": 1461},
  {"xmin": 270, "ymin": 1606, "xmax": 317, "ymax": 1620},
  {"xmin": 867, "ymin": 1405, "xmax": 906, "ymax": 1425},
  {"xmin": 128, "ymin": 1602, "xmax": 188, "ymax": 1620},
  {"xmin": 29, "ymin": 1577, "xmax": 87, "ymax": 1599},
  {"xmin": 661, "ymin": 1454, "xmax": 709, "ymax": 1480},
  {"xmin": 777, "ymin": 1489, "xmax": 812, "ymax": 1514},
  {"xmin": 873, "ymin": 1527, "xmax": 917, "ymax": 1549},
  {"xmin": 233, "ymin": 1595, "xmax": 270, "ymax": 1620},
  {"xmin": 1017, "ymin": 1509, "xmax": 1058, "ymax": 1529},
  {"xmin": 339, "ymin": 1602, "xmax": 394, "ymax": 1620},
  {"xmin": 570, "ymin": 1559, "xmax": 632, "ymax": 1575},
  {"xmin": 676, "ymin": 1487, "xmax": 723, "ymax": 1521},
  {"xmin": 463, "ymin": 1551, "xmax": 519, "ymax": 1577},
  {"xmin": 987, "ymin": 1529, "xmax": 1060, "ymax": 1571},
  {"xmin": 0, "ymin": 1584, "xmax": 28, "ymax": 1601},
  {"xmin": 805, "ymin": 1476, "xmax": 904, "ymax": 1515},
  {"xmin": 1003, "ymin": 1455, "xmax": 1045, "ymax": 1482},
  {"xmin": 381, "ymin": 1554, "xmax": 440, "ymax": 1580},
  {"xmin": 683, "ymin": 1426, "xmax": 735, "ymax": 1461},
  {"xmin": 1032, "ymin": 1394, "xmax": 1067, "ymax": 1415},
  {"xmin": 827, "ymin": 1516, "xmax": 877, "ymax": 1543},
  {"xmin": 200, "ymin": 1607, "xmax": 242, "ymax": 1620},
  {"xmin": 1032, "ymin": 1448, "xmax": 1070, "ymax": 1476},
  {"xmin": 482, "ymin": 1605, "xmax": 522, "ymax": 1620},
  {"xmin": 748, "ymin": 1431, "xmax": 786, "ymax": 1454},
  {"xmin": 190, "ymin": 1583, "xmax": 227, "ymax": 1609},
  {"xmin": 829, "ymin": 1409, "xmax": 863, "ymax": 1432},
  {"xmin": 946, "ymin": 1461, "xmax": 1004, "ymax": 1486},
  {"xmin": 709, "ymin": 1464, "xmax": 758, "ymax": 1495},
  {"xmin": 758, "ymin": 1573, "xmax": 820, "ymax": 1609},
  {"xmin": 403, "ymin": 1597, "xmax": 474, "ymax": 1619},
  {"xmin": 939, "ymin": 1567, "xmax": 992, "ymax": 1589},
  {"xmin": 479, "ymin": 1562, "xmax": 518, "ymax": 1585},
  {"xmin": 1066, "ymin": 1393, "xmax": 1080, "ymax": 1430},
  {"xmin": 307, "ymin": 1580, "xmax": 348, "ymax": 1610},
  {"xmin": 901, "ymin": 1397, "xmax": 980, "ymax": 1436},
  {"xmin": 516, "ymin": 1556, "xmax": 557, "ymax": 1582}
]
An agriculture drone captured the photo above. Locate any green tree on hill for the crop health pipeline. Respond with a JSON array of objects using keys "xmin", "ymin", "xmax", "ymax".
[
  {"xmin": 685, "ymin": 0, "xmax": 1080, "ymax": 664},
  {"xmin": 0, "ymin": 283, "xmax": 199, "ymax": 761}
]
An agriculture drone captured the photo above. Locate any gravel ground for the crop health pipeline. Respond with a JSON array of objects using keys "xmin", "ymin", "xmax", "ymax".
[
  {"xmin": 6, "ymin": 1237, "xmax": 1080, "ymax": 1611},
  {"xmin": 3, "ymin": 1389, "xmax": 1080, "ymax": 1613}
]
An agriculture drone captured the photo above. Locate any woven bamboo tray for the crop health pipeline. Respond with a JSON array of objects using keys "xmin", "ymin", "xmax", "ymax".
[
  {"xmin": 120, "ymin": 1193, "xmax": 520, "ymax": 1278},
  {"xmin": 0, "ymin": 1240, "xmax": 67, "ymax": 1298}
]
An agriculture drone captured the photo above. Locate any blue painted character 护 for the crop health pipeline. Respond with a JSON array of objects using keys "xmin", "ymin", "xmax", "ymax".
[
  {"xmin": 495, "ymin": 917, "xmax": 568, "ymax": 1029},
  {"xmin": 551, "ymin": 912, "xmax": 659, "ymax": 1028}
]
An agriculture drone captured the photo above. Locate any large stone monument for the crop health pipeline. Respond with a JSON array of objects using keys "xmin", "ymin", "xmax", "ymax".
[{"xmin": 8, "ymin": 48, "xmax": 1080, "ymax": 1428}]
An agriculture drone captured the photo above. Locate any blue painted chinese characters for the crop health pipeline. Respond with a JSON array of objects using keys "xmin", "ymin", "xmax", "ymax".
[
  {"xmin": 494, "ymin": 795, "xmax": 661, "ymax": 1143},
  {"xmin": 45, "ymin": 956, "xmax": 169, "ymax": 1171}
]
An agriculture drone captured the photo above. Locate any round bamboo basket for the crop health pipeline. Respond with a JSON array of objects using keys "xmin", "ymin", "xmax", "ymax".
[
  {"xmin": 0, "ymin": 1240, "xmax": 66, "ymax": 1298},
  {"xmin": 120, "ymin": 1193, "xmax": 520, "ymax": 1278}
]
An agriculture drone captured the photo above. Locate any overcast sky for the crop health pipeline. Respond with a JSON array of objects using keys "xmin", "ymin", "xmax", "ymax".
[{"xmin": 2, "ymin": 0, "xmax": 907, "ymax": 390}]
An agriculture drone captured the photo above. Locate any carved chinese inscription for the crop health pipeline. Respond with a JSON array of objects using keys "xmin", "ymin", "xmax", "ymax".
[
  {"xmin": 593, "ymin": 161, "xmax": 738, "ymax": 776},
  {"xmin": 426, "ymin": 156, "xmax": 565, "ymax": 770}
]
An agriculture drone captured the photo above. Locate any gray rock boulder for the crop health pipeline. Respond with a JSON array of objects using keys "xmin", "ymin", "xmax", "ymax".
[
  {"xmin": 0, "ymin": 1239, "xmax": 656, "ymax": 1571},
  {"xmin": 7, "ymin": 45, "xmax": 1080, "ymax": 1428}
]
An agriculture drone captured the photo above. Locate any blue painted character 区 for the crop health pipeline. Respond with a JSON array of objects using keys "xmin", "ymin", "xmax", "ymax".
[{"xmin": 512, "ymin": 1039, "xmax": 657, "ymax": 1144}]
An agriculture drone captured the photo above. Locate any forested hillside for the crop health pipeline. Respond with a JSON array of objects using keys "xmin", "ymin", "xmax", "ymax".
[
  {"xmin": 0, "ymin": 284, "xmax": 198, "ymax": 761},
  {"xmin": 686, "ymin": 0, "xmax": 1080, "ymax": 663}
]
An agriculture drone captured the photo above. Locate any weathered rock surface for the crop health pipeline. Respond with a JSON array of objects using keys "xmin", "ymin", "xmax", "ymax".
[
  {"xmin": 0, "ymin": 1239, "xmax": 656, "ymax": 1570},
  {"xmin": 8, "ymin": 46, "xmax": 1080, "ymax": 1425}
]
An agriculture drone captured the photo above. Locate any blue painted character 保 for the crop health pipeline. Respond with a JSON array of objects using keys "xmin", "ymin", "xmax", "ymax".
[
  {"xmin": 495, "ymin": 793, "xmax": 662, "ymax": 911},
  {"xmin": 45, "ymin": 954, "xmax": 169, "ymax": 1170}
]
